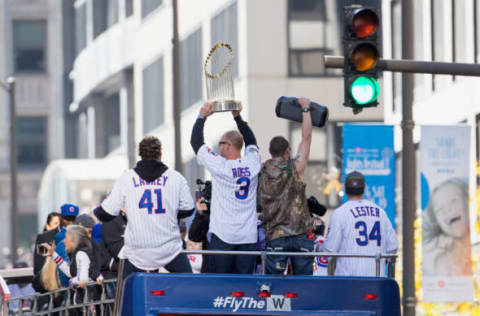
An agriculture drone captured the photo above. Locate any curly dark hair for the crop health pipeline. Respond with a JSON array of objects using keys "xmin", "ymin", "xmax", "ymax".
[{"xmin": 139, "ymin": 136, "xmax": 162, "ymax": 160}]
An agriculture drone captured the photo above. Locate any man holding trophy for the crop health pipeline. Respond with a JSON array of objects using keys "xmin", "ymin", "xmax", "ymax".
[{"xmin": 190, "ymin": 101, "xmax": 261, "ymax": 274}]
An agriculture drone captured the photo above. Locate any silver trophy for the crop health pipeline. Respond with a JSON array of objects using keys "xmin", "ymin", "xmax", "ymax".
[{"xmin": 204, "ymin": 42, "xmax": 239, "ymax": 112}]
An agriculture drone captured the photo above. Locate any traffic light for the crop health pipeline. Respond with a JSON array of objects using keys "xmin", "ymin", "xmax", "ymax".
[{"xmin": 343, "ymin": 5, "xmax": 381, "ymax": 114}]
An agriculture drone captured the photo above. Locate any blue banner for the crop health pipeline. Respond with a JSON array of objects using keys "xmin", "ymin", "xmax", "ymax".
[{"xmin": 342, "ymin": 124, "xmax": 396, "ymax": 229}]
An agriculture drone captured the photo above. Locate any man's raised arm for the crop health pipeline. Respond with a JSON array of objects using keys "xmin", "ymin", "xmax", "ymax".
[
  {"xmin": 295, "ymin": 97, "xmax": 312, "ymax": 179},
  {"xmin": 191, "ymin": 102, "xmax": 214, "ymax": 154},
  {"xmin": 232, "ymin": 102, "xmax": 257, "ymax": 147}
]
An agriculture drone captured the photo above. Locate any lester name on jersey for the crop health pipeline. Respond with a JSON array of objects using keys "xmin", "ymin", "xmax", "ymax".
[{"xmin": 322, "ymin": 199, "xmax": 398, "ymax": 276}]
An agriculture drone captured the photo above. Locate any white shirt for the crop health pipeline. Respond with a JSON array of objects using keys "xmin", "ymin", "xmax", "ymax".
[
  {"xmin": 102, "ymin": 168, "xmax": 194, "ymax": 270},
  {"xmin": 322, "ymin": 199, "xmax": 398, "ymax": 276},
  {"xmin": 197, "ymin": 144, "xmax": 261, "ymax": 244},
  {"xmin": 313, "ymin": 236, "xmax": 328, "ymax": 276}
]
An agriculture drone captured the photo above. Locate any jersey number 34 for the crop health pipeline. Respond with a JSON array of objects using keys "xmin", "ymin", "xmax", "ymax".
[
  {"xmin": 139, "ymin": 189, "xmax": 166, "ymax": 214},
  {"xmin": 355, "ymin": 221, "xmax": 381, "ymax": 246}
]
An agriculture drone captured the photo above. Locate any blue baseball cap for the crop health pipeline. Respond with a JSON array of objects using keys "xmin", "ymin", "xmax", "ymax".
[{"xmin": 60, "ymin": 203, "xmax": 79, "ymax": 217}]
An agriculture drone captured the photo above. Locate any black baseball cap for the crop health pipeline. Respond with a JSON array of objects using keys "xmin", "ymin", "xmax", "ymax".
[{"xmin": 345, "ymin": 171, "xmax": 365, "ymax": 195}]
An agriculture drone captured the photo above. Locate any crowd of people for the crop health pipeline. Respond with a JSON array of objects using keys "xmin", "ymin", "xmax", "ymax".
[{"xmin": 25, "ymin": 97, "xmax": 397, "ymax": 311}]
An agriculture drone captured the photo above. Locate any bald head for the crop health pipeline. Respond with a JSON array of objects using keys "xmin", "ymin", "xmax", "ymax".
[{"xmin": 224, "ymin": 130, "xmax": 244, "ymax": 151}]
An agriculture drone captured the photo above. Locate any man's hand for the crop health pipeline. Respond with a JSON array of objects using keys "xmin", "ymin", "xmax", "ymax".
[
  {"xmin": 298, "ymin": 97, "xmax": 311, "ymax": 110},
  {"xmin": 195, "ymin": 198, "xmax": 208, "ymax": 214},
  {"xmin": 232, "ymin": 102, "xmax": 242, "ymax": 117},
  {"xmin": 200, "ymin": 102, "xmax": 214, "ymax": 118}
]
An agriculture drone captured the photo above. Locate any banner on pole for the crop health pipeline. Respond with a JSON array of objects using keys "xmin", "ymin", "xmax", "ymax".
[
  {"xmin": 342, "ymin": 124, "xmax": 396, "ymax": 228},
  {"xmin": 420, "ymin": 125, "xmax": 474, "ymax": 302}
]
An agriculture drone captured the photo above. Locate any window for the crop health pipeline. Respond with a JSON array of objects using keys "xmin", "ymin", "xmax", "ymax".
[
  {"xmin": 143, "ymin": 57, "xmax": 164, "ymax": 133},
  {"xmin": 107, "ymin": 0, "xmax": 119, "ymax": 28},
  {"xmin": 180, "ymin": 28, "xmax": 203, "ymax": 110},
  {"xmin": 75, "ymin": 3, "xmax": 87, "ymax": 55},
  {"xmin": 184, "ymin": 157, "xmax": 204, "ymax": 197},
  {"xmin": 211, "ymin": 1, "xmax": 238, "ymax": 78},
  {"xmin": 17, "ymin": 117, "xmax": 47, "ymax": 168},
  {"xmin": 93, "ymin": 0, "xmax": 107, "ymax": 38},
  {"xmin": 13, "ymin": 21, "xmax": 47, "ymax": 72},
  {"xmin": 142, "ymin": 0, "xmax": 163, "ymax": 19},
  {"xmin": 126, "ymin": 0, "xmax": 134, "ymax": 17},
  {"xmin": 287, "ymin": 0, "xmax": 341, "ymax": 76},
  {"xmin": 104, "ymin": 93, "xmax": 121, "ymax": 154}
]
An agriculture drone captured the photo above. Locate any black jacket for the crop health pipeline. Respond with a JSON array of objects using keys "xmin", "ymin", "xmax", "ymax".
[
  {"xmin": 32, "ymin": 227, "xmax": 61, "ymax": 293},
  {"xmin": 188, "ymin": 211, "xmax": 210, "ymax": 273},
  {"xmin": 101, "ymin": 213, "xmax": 127, "ymax": 274}
]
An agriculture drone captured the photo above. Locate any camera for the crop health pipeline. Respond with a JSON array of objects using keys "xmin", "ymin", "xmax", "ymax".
[
  {"xmin": 196, "ymin": 179, "xmax": 212, "ymax": 207},
  {"xmin": 307, "ymin": 195, "xmax": 327, "ymax": 217},
  {"xmin": 37, "ymin": 244, "xmax": 49, "ymax": 256}
]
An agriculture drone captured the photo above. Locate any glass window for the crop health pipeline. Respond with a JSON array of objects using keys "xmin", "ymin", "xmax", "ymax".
[
  {"xmin": 287, "ymin": 0, "xmax": 341, "ymax": 76},
  {"xmin": 211, "ymin": 1, "xmax": 238, "ymax": 78},
  {"xmin": 143, "ymin": 57, "xmax": 165, "ymax": 133},
  {"xmin": 17, "ymin": 117, "xmax": 47, "ymax": 168},
  {"xmin": 107, "ymin": 0, "xmax": 119, "ymax": 28},
  {"xmin": 183, "ymin": 157, "xmax": 204, "ymax": 197},
  {"xmin": 104, "ymin": 93, "xmax": 121, "ymax": 154},
  {"xmin": 75, "ymin": 3, "xmax": 87, "ymax": 55},
  {"xmin": 126, "ymin": 0, "xmax": 134, "ymax": 17},
  {"xmin": 142, "ymin": 0, "xmax": 163, "ymax": 19},
  {"xmin": 13, "ymin": 21, "xmax": 47, "ymax": 72},
  {"xmin": 93, "ymin": 0, "xmax": 107, "ymax": 38},
  {"xmin": 180, "ymin": 28, "xmax": 203, "ymax": 110}
]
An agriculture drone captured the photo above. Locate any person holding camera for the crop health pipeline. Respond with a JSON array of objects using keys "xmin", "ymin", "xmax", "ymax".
[
  {"xmin": 190, "ymin": 102, "xmax": 261, "ymax": 274},
  {"xmin": 258, "ymin": 97, "xmax": 316, "ymax": 275}
]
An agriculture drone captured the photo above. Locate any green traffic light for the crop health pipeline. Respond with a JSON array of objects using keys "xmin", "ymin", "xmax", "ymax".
[{"xmin": 350, "ymin": 76, "xmax": 379, "ymax": 104}]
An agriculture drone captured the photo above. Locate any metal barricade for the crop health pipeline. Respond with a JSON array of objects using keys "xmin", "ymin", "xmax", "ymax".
[{"xmin": 3, "ymin": 278, "xmax": 116, "ymax": 316}]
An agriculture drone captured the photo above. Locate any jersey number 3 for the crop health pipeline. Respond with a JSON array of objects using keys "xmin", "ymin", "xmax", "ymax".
[
  {"xmin": 139, "ymin": 189, "xmax": 166, "ymax": 214},
  {"xmin": 355, "ymin": 221, "xmax": 381, "ymax": 246},
  {"xmin": 235, "ymin": 177, "xmax": 250, "ymax": 200}
]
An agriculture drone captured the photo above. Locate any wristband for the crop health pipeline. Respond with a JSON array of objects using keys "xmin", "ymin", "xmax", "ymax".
[
  {"xmin": 198, "ymin": 113, "xmax": 205, "ymax": 119},
  {"xmin": 302, "ymin": 106, "xmax": 311, "ymax": 113}
]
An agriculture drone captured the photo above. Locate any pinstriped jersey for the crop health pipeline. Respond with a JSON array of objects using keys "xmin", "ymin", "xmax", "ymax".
[
  {"xmin": 322, "ymin": 199, "xmax": 398, "ymax": 276},
  {"xmin": 101, "ymin": 168, "xmax": 194, "ymax": 270},
  {"xmin": 197, "ymin": 144, "xmax": 261, "ymax": 244}
]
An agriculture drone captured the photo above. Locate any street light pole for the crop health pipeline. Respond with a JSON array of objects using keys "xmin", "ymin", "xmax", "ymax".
[
  {"xmin": 172, "ymin": 0, "xmax": 183, "ymax": 174},
  {"xmin": 8, "ymin": 77, "xmax": 18, "ymax": 265},
  {"xmin": 401, "ymin": 1, "xmax": 416, "ymax": 315},
  {"xmin": 0, "ymin": 77, "xmax": 18, "ymax": 265}
]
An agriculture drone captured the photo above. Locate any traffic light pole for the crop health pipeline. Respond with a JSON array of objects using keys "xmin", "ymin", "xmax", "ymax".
[
  {"xmin": 325, "ymin": 56, "xmax": 480, "ymax": 76},
  {"xmin": 401, "ymin": 1, "xmax": 416, "ymax": 316}
]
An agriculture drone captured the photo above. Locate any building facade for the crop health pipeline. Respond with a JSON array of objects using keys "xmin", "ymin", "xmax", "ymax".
[{"xmin": 0, "ymin": 0, "xmax": 71, "ymax": 266}]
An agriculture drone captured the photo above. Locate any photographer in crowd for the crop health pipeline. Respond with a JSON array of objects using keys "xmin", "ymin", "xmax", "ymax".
[
  {"xmin": 191, "ymin": 102, "xmax": 261, "ymax": 274},
  {"xmin": 188, "ymin": 181, "xmax": 211, "ymax": 273}
]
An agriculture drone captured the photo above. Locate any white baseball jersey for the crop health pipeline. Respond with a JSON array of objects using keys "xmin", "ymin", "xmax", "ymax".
[
  {"xmin": 313, "ymin": 236, "xmax": 328, "ymax": 276},
  {"xmin": 322, "ymin": 199, "xmax": 398, "ymax": 276},
  {"xmin": 101, "ymin": 168, "xmax": 194, "ymax": 270},
  {"xmin": 197, "ymin": 144, "xmax": 261, "ymax": 244}
]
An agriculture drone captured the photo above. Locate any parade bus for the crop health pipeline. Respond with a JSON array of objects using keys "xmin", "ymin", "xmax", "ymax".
[{"xmin": 1, "ymin": 251, "xmax": 400, "ymax": 316}]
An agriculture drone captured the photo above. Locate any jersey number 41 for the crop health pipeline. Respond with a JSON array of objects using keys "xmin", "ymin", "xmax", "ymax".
[{"xmin": 139, "ymin": 189, "xmax": 166, "ymax": 214}]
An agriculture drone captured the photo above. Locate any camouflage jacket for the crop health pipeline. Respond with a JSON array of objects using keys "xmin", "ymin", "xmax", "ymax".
[{"xmin": 258, "ymin": 157, "xmax": 312, "ymax": 242}]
